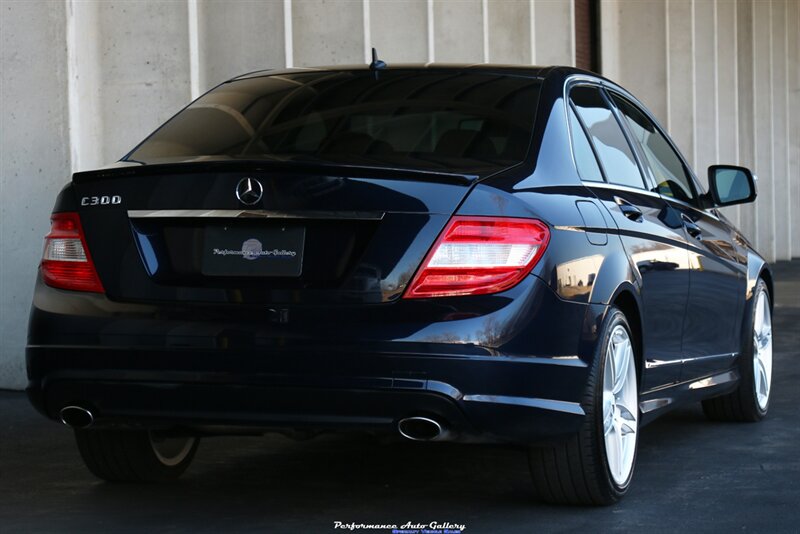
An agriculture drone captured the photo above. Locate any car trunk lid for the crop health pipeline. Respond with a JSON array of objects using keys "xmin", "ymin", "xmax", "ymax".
[{"xmin": 72, "ymin": 161, "xmax": 476, "ymax": 305}]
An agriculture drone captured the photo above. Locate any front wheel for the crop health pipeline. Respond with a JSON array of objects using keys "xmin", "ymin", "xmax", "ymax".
[
  {"xmin": 74, "ymin": 428, "xmax": 199, "ymax": 482},
  {"xmin": 702, "ymin": 278, "xmax": 773, "ymax": 422},
  {"xmin": 528, "ymin": 307, "xmax": 639, "ymax": 505}
]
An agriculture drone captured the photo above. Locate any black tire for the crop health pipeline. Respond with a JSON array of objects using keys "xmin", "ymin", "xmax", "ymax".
[
  {"xmin": 528, "ymin": 307, "xmax": 639, "ymax": 506},
  {"xmin": 74, "ymin": 428, "xmax": 199, "ymax": 482},
  {"xmin": 702, "ymin": 278, "xmax": 772, "ymax": 422}
]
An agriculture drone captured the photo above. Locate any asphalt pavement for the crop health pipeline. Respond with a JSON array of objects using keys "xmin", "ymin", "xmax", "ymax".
[{"xmin": 2, "ymin": 262, "xmax": 799, "ymax": 533}]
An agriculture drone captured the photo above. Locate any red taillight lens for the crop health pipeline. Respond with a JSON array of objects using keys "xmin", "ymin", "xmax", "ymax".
[
  {"xmin": 403, "ymin": 216, "xmax": 550, "ymax": 298},
  {"xmin": 40, "ymin": 212, "xmax": 104, "ymax": 293}
]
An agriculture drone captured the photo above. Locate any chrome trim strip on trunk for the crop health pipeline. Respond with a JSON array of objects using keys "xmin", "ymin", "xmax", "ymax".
[{"xmin": 127, "ymin": 209, "xmax": 386, "ymax": 220}]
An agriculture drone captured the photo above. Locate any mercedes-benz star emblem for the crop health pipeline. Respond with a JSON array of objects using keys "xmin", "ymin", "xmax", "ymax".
[{"xmin": 235, "ymin": 177, "xmax": 263, "ymax": 205}]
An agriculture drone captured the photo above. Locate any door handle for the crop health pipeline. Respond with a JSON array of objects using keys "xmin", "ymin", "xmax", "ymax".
[
  {"xmin": 614, "ymin": 197, "xmax": 643, "ymax": 222},
  {"xmin": 681, "ymin": 213, "xmax": 702, "ymax": 239}
]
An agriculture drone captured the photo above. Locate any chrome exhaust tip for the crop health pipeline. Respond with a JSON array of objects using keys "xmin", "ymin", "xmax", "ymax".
[
  {"xmin": 60, "ymin": 406, "xmax": 94, "ymax": 429},
  {"xmin": 397, "ymin": 416, "xmax": 444, "ymax": 441}
]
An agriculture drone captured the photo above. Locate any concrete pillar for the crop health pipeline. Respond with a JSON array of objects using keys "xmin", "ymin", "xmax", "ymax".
[
  {"xmin": 790, "ymin": 0, "xmax": 800, "ymax": 258},
  {"xmin": 667, "ymin": 0, "xmax": 695, "ymax": 166},
  {"xmin": 598, "ymin": 1, "xmax": 667, "ymax": 124},
  {"xmin": 292, "ymin": 0, "xmax": 364, "ymax": 67},
  {"xmin": 532, "ymin": 0, "xmax": 574, "ymax": 66},
  {"xmin": 716, "ymin": 0, "xmax": 740, "ymax": 226},
  {"xmin": 600, "ymin": 0, "xmax": 620, "ymax": 80},
  {"xmin": 433, "ymin": 0, "xmax": 484, "ymax": 62},
  {"xmin": 67, "ymin": 0, "xmax": 104, "ymax": 171},
  {"xmin": 486, "ymin": 0, "xmax": 531, "ymax": 64},
  {"xmin": 196, "ymin": 0, "xmax": 285, "ymax": 90},
  {"xmin": 0, "ymin": 1, "xmax": 72, "ymax": 389},
  {"xmin": 736, "ymin": 0, "xmax": 757, "ymax": 247},
  {"xmin": 693, "ymin": 0, "xmax": 717, "ymax": 184},
  {"xmin": 754, "ymin": 0, "xmax": 775, "ymax": 260},
  {"xmin": 370, "ymin": 0, "xmax": 429, "ymax": 63},
  {"xmin": 771, "ymin": 0, "xmax": 790, "ymax": 260},
  {"xmin": 94, "ymin": 1, "xmax": 192, "ymax": 165}
]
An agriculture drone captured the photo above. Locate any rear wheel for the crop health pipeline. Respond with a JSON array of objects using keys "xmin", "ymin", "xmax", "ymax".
[
  {"xmin": 702, "ymin": 278, "xmax": 772, "ymax": 422},
  {"xmin": 528, "ymin": 307, "xmax": 639, "ymax": 505},
  {"xmin": 74, "ymin": 428, "xmax": 198, "ymax": 482}
]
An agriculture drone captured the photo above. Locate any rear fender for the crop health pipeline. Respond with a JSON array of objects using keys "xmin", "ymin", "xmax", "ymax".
[{"xmin": 587, "ymin": 244, "xmax": 638, "ymax": 306}]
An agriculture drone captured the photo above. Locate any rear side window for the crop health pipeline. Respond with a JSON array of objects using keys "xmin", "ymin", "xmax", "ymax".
[
  {"xmin": 610, "ymin": 94, "xmax": 696, "ymax": 203},
  {"xmin": 568, "ymin": 105, "xmax": 604, "ymax": 182},
  {"xmin": 126, "ymin": 71, "xmax": 542, "ymax": 174},
  {"xmin": 570, "ymin": 86, "xmax": 645, "ymax": 189}
]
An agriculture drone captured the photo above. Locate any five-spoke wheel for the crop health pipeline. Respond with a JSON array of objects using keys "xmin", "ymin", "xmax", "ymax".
[
  {"xmin": 602, "ymin": 324, "xmax": 638, "ymax": 486},
  {"xmin": 529, "ymin": 307, "xmax": 639, "ymax": 505},
  {"xmin": 703, "ymin": 278, "xmax": 773, "ymax": 422},
  {"xmin": 752, "ymin": 288, "xmax": 773, "ymax": 411}
]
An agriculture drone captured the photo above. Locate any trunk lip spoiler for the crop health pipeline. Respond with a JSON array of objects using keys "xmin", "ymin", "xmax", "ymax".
[
  {"xmin": 127, "ymin": 209, "xmax": 387, "ymax": 220},
  {"xmin": 73, "ymin": 159, "xmax": 481, "ymax": 185}
]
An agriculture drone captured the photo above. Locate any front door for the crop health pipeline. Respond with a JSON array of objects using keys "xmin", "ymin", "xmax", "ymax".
[
  {"xmin": 607, "ymin": 91, "xmax": 747, "ymax": 383},
  {"xmin": 666, "ymin": 203, "xmax": 746, "ymax": 380}
]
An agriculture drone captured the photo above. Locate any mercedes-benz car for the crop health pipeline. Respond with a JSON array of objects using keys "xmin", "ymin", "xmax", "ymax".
[{"xmin": 27, "ymin": 64, "xmax": 773, "ymax": 505}]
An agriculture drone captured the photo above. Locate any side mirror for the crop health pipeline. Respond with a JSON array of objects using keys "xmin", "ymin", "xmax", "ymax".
[{"xmin": 707, "ymin": 165, "xmax": 757, "ymax": 207}]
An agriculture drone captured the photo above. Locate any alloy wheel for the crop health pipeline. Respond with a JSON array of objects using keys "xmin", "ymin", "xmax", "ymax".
[
  {"xmin": 602, "ymin": 324, "xmax": 638, "ymax": 486},
  {"xmin": 752, "ymin": 289, "xmax": 773, "ymax": 411}
]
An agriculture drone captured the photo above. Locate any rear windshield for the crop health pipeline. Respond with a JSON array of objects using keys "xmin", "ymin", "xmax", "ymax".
[{"xmin": 125, "ymin": 70, "xmax": 542, "ymax": 173}]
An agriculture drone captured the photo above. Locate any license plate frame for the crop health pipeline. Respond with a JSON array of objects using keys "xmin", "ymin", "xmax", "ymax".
[{"xmin": 200, "ymin": 224, "xmax": 305, "ymax": 277}]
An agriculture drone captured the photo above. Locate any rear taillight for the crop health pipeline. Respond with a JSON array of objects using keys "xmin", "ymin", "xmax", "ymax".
[
  {"xmin": 404, "ymin": 216, "xmax": 550, "ymax": 299},
  {"xmin": 40, "ymin": 212, "xmax": 104, "ymax": 293}
]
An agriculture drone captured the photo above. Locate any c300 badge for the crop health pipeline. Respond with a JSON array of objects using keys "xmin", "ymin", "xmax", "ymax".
[{"xmin": 81, "ymin": 195, "xmax": 122, "ymax": 206}]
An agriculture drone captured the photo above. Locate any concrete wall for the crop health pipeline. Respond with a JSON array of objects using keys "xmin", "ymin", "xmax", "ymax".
[
  {"xmin": 0, "ymin": 0, "xmax": 797, "ymax": 389},
  {"xmin": 1, "ymin": 1, "xmax": 72, "ymax": 389},
  {"xmin": 602, "ymin": 0, "xmax": 800, "ymax": 263}
]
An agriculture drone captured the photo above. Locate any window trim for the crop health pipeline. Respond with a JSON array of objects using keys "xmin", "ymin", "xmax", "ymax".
[
  {"xmin": 567, "ymin": 101, "xmax": 608, "ymax": 183},
  {"xmin": 567, "ymin": 81, "xmax": 649, "ymax": 190},
  {"xmin": 605, "ymin": 89, "xmax": 701, "ymax": 206},
  {"xmin": 587, "ymin": 180, "xmax": 722, "ymax": 222}
]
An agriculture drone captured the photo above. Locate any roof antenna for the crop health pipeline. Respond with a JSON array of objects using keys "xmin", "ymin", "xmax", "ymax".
[{"xmin": 369, "ymin": 47, "xmax": 387, "ymax": 78}]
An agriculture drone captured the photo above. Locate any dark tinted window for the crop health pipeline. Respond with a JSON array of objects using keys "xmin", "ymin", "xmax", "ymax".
[
  {"xmin": 568, "ymin": 105, "xmax": 604, "ymax": 182},
  {"xmin": 570, "ymin": 86, "xmax": 644, "ymax": 188},
  {"xmin": 610, "ymin": 94, "xmax": 696, "ymax": 202},
  {"xmin": 126, "ymin": 71, "xmax": 542, "ymax": 173}
]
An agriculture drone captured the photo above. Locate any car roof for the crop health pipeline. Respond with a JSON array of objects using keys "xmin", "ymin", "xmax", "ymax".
[{"xmin": 227, "ymin": 64, "xmax": 607, "ymax": 83}]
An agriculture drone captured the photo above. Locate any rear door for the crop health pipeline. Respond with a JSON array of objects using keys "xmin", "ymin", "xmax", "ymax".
[
  {"xmin": 569, "ymin": 84, "xmax": 689, "ymax": 391},
  {"xmin": 607, "ymin": 92, "xmax": 747, "ymax": 381}
]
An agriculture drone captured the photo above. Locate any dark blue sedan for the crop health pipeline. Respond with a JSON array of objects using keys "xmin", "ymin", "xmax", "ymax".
[{"xmin": 27, "ymin": 64, "xmax": 773, "ymax": 504}]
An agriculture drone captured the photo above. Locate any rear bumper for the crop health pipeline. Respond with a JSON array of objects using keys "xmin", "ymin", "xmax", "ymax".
[
  {"xmin": 26, "ymin": 275, "xmax": 604, "ymax": 444},
  {"xmin": 26, "ymin": 346, "xmax": 587, "ymax": 444}
]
